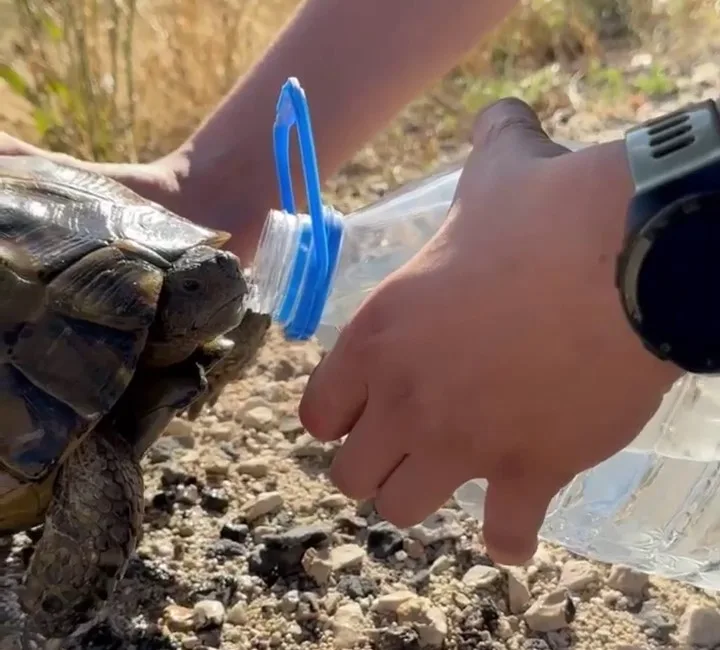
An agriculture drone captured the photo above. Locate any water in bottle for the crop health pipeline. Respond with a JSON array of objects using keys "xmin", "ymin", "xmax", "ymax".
[{"xmin": 250, "ymin": 77, "xmax": 720, "ymax": 591}]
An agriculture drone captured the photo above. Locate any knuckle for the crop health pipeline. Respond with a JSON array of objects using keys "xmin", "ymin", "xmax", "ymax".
[{"xmin": 472, "ymin": 97, "xmax": 541, "ymax": 146}]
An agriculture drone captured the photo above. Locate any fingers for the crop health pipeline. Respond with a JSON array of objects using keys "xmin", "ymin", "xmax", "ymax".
[
  {"xmin": 0, "ymin": 132, "xmax": 40, "ymax": 156},
  {"xmin": 374, "ymin": 451, "xmax": 475, "ymax": 528},
  {"xmin": 482, "ymin": 472, "xmax": 567, "ymax": 565},
  {"xmin": 471, "ymin": 97, "xmax": 569, "ymax": 160},
  {"xmin": 299, "ymin": 335, "xmax": 369, "ymax": 442},
  {"xmin": 327, "ymin": 402, "xmax": 405, "ymax": 501},
  {"xmin": 300, "ymin": 294, "xmax": 394, "ymax": 442}
]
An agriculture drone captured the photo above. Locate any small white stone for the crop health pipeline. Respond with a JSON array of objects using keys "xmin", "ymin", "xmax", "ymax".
[
  {"xmin": 192, "ymin": 600, "xmax": 225, "ymax": 630},
  {"xmin": 606, "ymin": 565, "xmax": 649, "ymax": 599},
  {"xmin": 507, "ymin": 569, "xmax": 531, "ymax": 614},
  {"xmin": 236, "ymin": 458, "xmax": 271, "ymax": 478},
  {"xmin": 226, "ymin": 601, "xmax": 247, "ymax": 626},
  {"xmin": 330, "ymin": 544, "xmax": 366, "ymax": 571},
  {"xmin": 243, "ymin": 405, "xmax": 275, "ymax": 431},
  {"xmin": 241, "ymin": 491, "xmax": 284, "ymax": 520},
  {"xmin": 371, "ymin": 591, "xmax": 416, "ymax": 614},
  {"xmin": 678, "ymin": 604, "xmax": 720, "ymax": 647},
  {"xmin": 396, "ymin": 597, "xmax": 447, "ymax": 647},
  {"xmin": 524, "ymin": 589, "xmax": 575, "ymax": 632},
  {"xmin": 462, "ymin": 565, "xmax": 500, "ymax": 589},
  {"xmin": 558, "ymin": 560, "xmax": 598, "ymax": 591},
  {"xmin": 332, "ymin": 602, "xmax": 367, "ymax": 648}
]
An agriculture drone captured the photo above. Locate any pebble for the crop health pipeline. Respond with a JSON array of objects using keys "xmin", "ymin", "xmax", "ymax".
[
  {"xmin": 524, "ymin": 589, "xmax": 576, "ymax": 632},
  {"xmin": 462, "ymin": 564, "xmax": 501, "ymax": 589},
  {"xmin": 396, "ymin": 596, "xmax": 448, "ymax": 647},
  {"xmin": 331, "ymin": 602, "xmax": 367, "ymax": 648},
  {"xmin": 336, "ymin": 575, "xmax": 378, "ymax": 599},
  {"xmin": 331, "ymin": 543, "xmax": 367, "ymax": 571},
  {"xmin": 201, "ymin": 489, "xmax": 229, "ymax": 514},
  {"xmin": 367, "ymin": 521, "xmax": 405, "ymax": 559},
  {"xmin": 226, "ymin": 602, "xmax": 247, "ymax": 626},
  {"xmin": 678, "ymin": 604, "xmax": 720, "ymax": 647},
  {"xmin": 241, "ymin": 491, "xmax": 284, "ymax": 520},
  {"xmin": 408, "ymin": 509, "xmax": 463, "ymax": 545},
  {"xmin": 243, "ymin": 405, "xmax": 275, "ymax": 431},
  {"xmin": 558, "ymin": 559, "xmax": 599, "ymax": 591},
  {"xmin": 372, "ymin": 591, "xmax": 416, "ymax": 614},
  {"xmin": 291, "ymin": 433, "xmax": 330, "ymax": 458},
  {"xmin": 507, "ymin": 568, "xmax": 532, "ymax": 613},
  {"xmin": 164, "ymin": 604, "xmax": 195, "ymax": 633},
  {"xmin": 606, "ymin": 565, "xmax": 649, "ymax": 599},
  {"xmin": 318, "ymin": 493, "xmax": 347, "ymax": 509},
  {"xmin": 236, "ymin": 458, "xmax": 271, "ymax": 478},
  {"xmin": 192, "ymin": 600, "xmax": 225, "ymax": 631},
  {"xmin": 220, "ymin": 522, "xmax": 249, "ymax": 543},
  {"xmin": 635, "ymin": 599, "xmax": 676, "ymax": 643}
]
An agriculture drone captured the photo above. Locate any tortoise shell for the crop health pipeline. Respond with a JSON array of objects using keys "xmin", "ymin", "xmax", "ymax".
[{"xmin": 0, "ymin": 155, "xmax": 243, "ymax": 487}]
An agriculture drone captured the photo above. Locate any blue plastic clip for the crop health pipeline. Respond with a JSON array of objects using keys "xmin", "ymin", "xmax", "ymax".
[{"xmin": 272, "ymin": 77, "xmax": 343, "ymax": 340}]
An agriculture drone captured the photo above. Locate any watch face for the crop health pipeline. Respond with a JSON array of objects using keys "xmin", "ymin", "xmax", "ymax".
[{"xmin": 633, "ymin": 192, "xmax": 720, "ymax": 373}]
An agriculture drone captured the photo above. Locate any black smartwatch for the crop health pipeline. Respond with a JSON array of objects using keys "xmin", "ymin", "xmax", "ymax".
[{"xmin": 616, "ymin": 98, "xmax": 720, "ymax": 375}]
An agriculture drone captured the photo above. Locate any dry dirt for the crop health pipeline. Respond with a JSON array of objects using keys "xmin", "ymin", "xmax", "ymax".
[{"xmin": 3, "ymin": 24, "xmax": 720, "ymax": 650}]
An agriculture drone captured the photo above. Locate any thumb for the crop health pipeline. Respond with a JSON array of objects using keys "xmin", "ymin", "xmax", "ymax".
[
  {"xmin": 472, "ymin": 97, "xmax": 569, "ymax": 160},
  {"xmin": 482, "ymin": 472, "xmax": 568, "ymax": 565}
]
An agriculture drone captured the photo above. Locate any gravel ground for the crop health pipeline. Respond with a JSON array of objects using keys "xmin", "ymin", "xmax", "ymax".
[{"xmin": 3, "ymin": 44, "xmax": 720, "ymax": 650}]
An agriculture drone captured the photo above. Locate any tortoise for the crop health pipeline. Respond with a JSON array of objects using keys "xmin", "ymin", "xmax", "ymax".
[{"xmin": 0, "ymin": 155, "xmax": 271, "ymax": 641}]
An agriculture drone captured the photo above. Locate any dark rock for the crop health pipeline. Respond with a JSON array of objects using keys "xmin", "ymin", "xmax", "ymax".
[
  {"xmin": 373, "ymin": 626, "xmax": 423, "ymax": 650},
  {"xmin": 201, "ymin": 489, "xmax": 230, "ymax": 514},
  {"xmin": 151, "ymin": 491, "xmax": 176, "ymax": 514},
  {"xmin": 407, "ymin": 569, "xmax": 431, "ymax": 591},
  {"xmin": 26, "ymin": 526, "xmax": 43, "ymax": 544},
  {"xmin": 248, "ymin": 525, "xmax": 331, "ymax": 584},
  {"xmin": 458, "ymin": 599, "xmax": 500, "ymax": 635},
  {"xmin": 523, "ymin": 640, "xmax": 551, "ymax": 650},
  {"xmin": 123, "ymin": 557, "xmax": 175, "ymax": 588},
  {"xmin": 336, "ymin": 575, "xmax": 379, "ymax": 599},
  {"xmin": 367, "ymin": 522, "xmax": 404, "ymax": 559},
  {"xmin": 335, "ymin": 514, "xmax": 368, "ymax": 534},
  {"xmin": 220, "ymin": 522, "xmax": 250, "ymax": 543},
  {"xmin": 160, "ymin": 464, "xmax": 196, "ymax": 488},
  {"xmin": 190, "ymin": 575, "xmax": 238, "ymax": 607},
  {"xmin": 20, "ymin": 545, "xmax": 34, "ymax": 567},
  {"xmin": 207, "ymin": 539, "xmax": 245, "ymax": 560},
  {"xmin": 636, "ymin": 600, "xmax": 676, "ymax": 643}
]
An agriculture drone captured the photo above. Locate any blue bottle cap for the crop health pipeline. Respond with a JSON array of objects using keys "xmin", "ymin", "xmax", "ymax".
[{"xmin": 272, "ymin": 77, "xmax": 344, "ymax": 341}]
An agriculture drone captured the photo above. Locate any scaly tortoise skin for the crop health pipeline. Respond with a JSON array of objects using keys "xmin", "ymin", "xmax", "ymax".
[{"xmin": 0, "ymin": 155, "xmax": 271, "ymax": 641}]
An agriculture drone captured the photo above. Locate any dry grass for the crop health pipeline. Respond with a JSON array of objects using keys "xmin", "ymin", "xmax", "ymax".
[{"xmin": 0, "ymin": 0, "xmax": 718, "ymax": 190}]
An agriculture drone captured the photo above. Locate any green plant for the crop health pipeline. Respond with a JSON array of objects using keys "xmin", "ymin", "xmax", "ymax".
[
  {"xmin": 632, "ymin": 64, "xmax": 677, "ymax": 97},
  {"xmin": 0, "ymin": 0, "xmax": 139, "ymax": 162}
]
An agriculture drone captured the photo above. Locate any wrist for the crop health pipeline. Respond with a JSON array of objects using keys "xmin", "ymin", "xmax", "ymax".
[{"xmin": 579, "ymin": 139, "xmax": 685, "ymax": 386}]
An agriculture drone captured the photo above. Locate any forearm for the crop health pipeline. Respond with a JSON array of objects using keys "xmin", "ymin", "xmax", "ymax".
[{"xmin": 166, "ymin": 0, "xmax": 518, "ymax": 255}]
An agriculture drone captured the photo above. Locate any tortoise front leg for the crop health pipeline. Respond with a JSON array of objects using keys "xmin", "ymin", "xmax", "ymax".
[{"xmin": 19, "ymin": 425, "xmax": 143, "ymax": 641}]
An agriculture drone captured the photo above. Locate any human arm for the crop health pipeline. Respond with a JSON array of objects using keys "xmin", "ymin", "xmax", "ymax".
[
  {"xmin": 298, "ymin": 98, "xmax": 683, "ymax": 564},
  {"xmin": 1, "ymin": 0, "xmax": 518, "ymax": 260}
]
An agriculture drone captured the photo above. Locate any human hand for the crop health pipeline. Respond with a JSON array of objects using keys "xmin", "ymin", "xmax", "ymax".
[
  {"xmin": 0, "ymin": 132, "xmax": 181, "ymax": 207},
  {"xmin": 298, "ymin": 98, "xmax": 683, "ymax": 565}
]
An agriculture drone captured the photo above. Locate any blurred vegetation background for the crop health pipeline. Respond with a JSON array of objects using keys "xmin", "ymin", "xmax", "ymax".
[{"xmin": 0, "ymin": 0, "xmax": 718, "ymax": 207}]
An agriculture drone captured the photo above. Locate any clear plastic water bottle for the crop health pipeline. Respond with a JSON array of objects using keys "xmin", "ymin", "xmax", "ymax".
[{"xmin": 252, "ymin": 78, "xmax": 720, "ymax": 590}]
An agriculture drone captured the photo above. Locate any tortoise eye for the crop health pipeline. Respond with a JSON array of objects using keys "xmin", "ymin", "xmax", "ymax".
[{"xmin": 182, "ymin": 279, "xmax": 201, "ymax": 293}]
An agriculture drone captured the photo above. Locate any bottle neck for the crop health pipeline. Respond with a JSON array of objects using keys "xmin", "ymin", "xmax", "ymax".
[
  {"xmin": 249, "ymin": 209, "xmax": 304, "ymax": 318},
  {"xmin": 249, "ymin": 207, "xmax": 345, "ymax": 340}
]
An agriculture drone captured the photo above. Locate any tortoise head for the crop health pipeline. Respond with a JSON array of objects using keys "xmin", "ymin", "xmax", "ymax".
[{"xmin": 154, "ymin": 244, "xmax": 248, "ymax": 347}]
